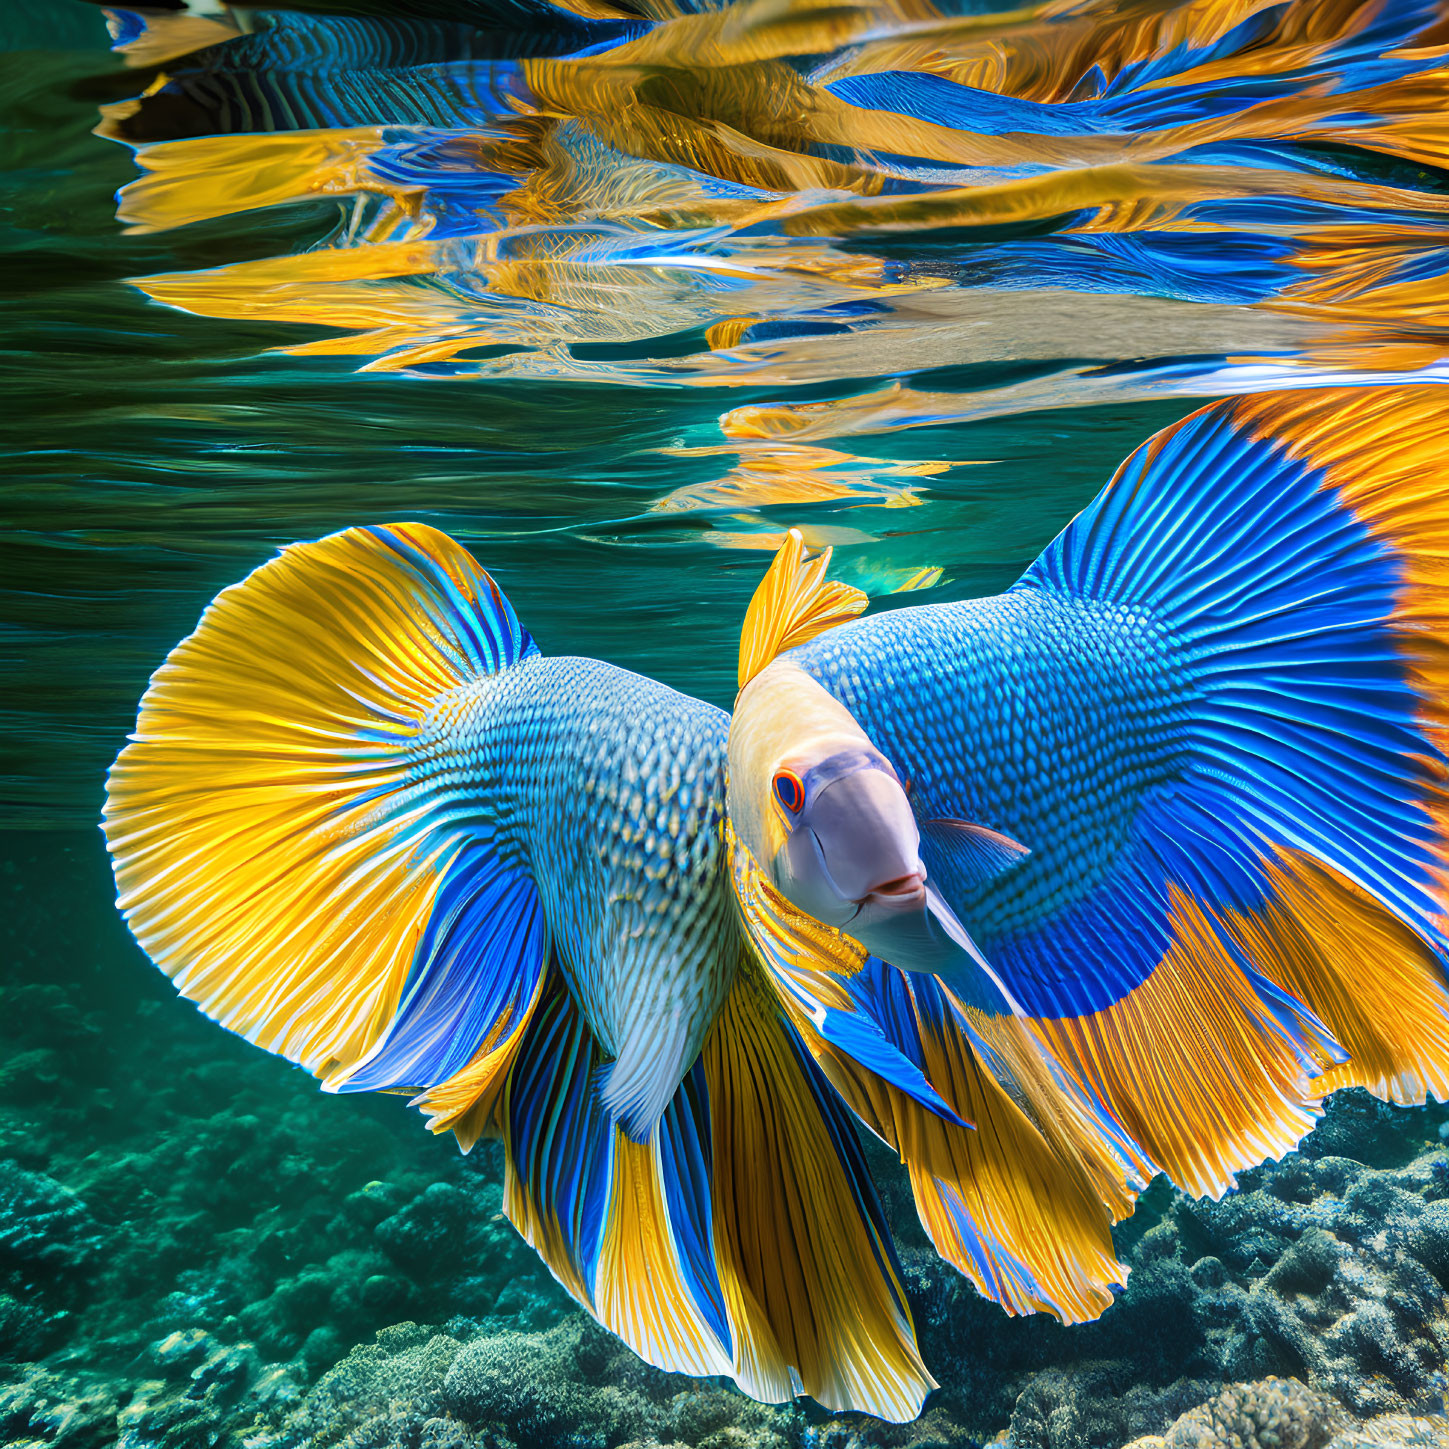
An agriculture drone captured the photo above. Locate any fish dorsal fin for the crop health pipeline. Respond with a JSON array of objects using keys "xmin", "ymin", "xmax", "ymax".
[{"xmin": 738, "ymin": 529, "xmax": 868, "ymax": 689}]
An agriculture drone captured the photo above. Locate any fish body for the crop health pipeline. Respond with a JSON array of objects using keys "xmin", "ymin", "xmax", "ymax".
[
  {"xmin": 103, "ymin": 387, "xmax": 1449, "ymax": 1419},
  {"xmin": 104, "ymin": 523, "xmax": 931, "ymax": 1421},
  {"xmin": 728, "ymin": 386, "xmax": 1449, "ymax": 1229},
  {"xmin": 421, "ymin": 654, "xmax": 735, "ymax": 1135},
  {"xmin": 789, "ymin": 589, "xmax": 1187, "ymax": 975}
]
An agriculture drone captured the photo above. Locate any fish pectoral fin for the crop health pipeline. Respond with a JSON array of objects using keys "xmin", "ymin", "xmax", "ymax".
[{"xmin": 921, "ymin": 816, "xmax": 1030, "ymax": 889}]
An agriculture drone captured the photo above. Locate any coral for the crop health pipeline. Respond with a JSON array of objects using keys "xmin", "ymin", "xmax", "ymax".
[
  {"xmin": 254, "ymin": 1322, "xmax": 466, "ymax": 1449},
  {"xmin": 0, "ymin": 1161, "xmax": 103, "ymax": 1273},
  {"xmin": 1155, "ymin": 1378, "xmax": 1343, "ymax": 1449},
  {"xmin": 241, "ymin": 1315, "xmax": 805, "ymax": 1449},
  {"xmin": 441, "ymin": 1318, "xmax": 660, "ymax": 1445},
  {"xmin": 1162, "ymin": 1143, "xmax": 1449, "ymax": 1417}
]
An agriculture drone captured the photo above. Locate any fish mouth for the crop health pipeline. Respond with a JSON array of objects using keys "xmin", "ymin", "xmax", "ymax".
[{"xmin": 859, "ymin": 870, "xmax": 927, "ymax": 909}]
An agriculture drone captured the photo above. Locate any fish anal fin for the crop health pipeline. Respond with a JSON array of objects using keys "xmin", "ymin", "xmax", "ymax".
[
  {"xmin": 502, "ymin": 965, "xmax": 929, "ymax": 1413},
  {"xmin": 1245, "ymin": 848, "xmax": 1449, "ymax": 1105},
  {"xmin": 729, "ymin": 828, "xmax": 1137, "ymax": 1323},
  {"xmin": 597, "ymin": 1132, "xmax": 733, "ymax": 1378},
  {"xmin": 908, "ymin": 991, "xmax": 1130, "ymax": 1323},
  {"xmin": 704, "ymin": 960, "xmax": 933, "ymax": 1420},
  {"xmin": 1030, "ymin": 884, "xmax": 1331, "ymax": 1200}
]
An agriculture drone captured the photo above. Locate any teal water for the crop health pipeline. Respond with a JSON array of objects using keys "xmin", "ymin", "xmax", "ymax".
[
  {"xmin": 6, "ymin": 6, "xmax": 1449, "ymax": 1449},
  {"xmin": 0, "ymin": 4, "xmax": 1192, "ymax": 829}
]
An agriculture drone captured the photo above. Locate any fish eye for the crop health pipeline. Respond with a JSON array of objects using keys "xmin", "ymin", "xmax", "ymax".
[{"xmin": 773, "ymin": 769, "xmax": 805, "ymax": 814}]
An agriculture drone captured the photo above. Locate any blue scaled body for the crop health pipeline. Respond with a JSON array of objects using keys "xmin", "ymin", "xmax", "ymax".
[
  {"xmin": 420, "ymin": 653, "xmax": 735, "ymax": 1133},
  {"xmin": 794, "ymin": 589, "xmax": 1190, "ymax": 1013}
]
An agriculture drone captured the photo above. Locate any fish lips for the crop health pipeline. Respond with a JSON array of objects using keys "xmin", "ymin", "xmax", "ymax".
[{"xmin": 778, "ymin": 810, "xmax": 996, "ymax": 983}]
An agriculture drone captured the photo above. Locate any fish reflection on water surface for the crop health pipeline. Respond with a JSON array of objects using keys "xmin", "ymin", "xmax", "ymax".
[
  {"xmin": 104, "ymin": 386, "xmax": 1449, "ymax": 1417},
  {"xmin": 93, "ymin": 0, "xmax": 1449, "ymax": 420}
]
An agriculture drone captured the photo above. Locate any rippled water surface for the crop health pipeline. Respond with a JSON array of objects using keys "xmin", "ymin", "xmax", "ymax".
[
  {"xmin": 15, "ymin": 0, "xmax": 1449, "ymax": 828},
  {"xmin": 0, "ymin": 16, "xmax": 1182, "ymax": 827}
]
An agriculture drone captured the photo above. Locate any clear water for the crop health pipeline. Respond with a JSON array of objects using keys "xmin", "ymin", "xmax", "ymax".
[
  {"xmin": 0, "ymin": 6, "xmax": 1254, "ymax": 830},
  {"xmin": 6, "ymin": 6, "xmax": 1449, "ymax": 1449}
]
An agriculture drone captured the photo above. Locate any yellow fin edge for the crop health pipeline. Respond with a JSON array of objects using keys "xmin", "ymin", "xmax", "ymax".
[{"xmin": 737, "ymin": 529, "xmax": 867, "ymax": 689}]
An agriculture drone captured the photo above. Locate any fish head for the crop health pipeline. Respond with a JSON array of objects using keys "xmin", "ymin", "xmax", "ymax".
[
  {"xmin": 730, "ymin": 660, "xmax": 926, "ymax": 926},
  {"xmin": 729, "ymin": 659, "xmax": 999, "ymax": 979}
]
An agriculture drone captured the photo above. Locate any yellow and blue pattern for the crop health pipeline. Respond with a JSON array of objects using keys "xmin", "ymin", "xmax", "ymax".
[
  {"xmin": 748, "ymin": 385, "xmax": 1449, "ymax": 1207},
  {"xmin": 106, "ymin": 384, "xmax": 1449, "ymax": 1410},
  {"xmin": 103, "ymin": 519, "xmax": 934, "ymax": 1420}
]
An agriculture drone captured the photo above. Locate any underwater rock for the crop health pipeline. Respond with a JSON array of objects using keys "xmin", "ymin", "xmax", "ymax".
[
  {"xmin": 1163, "ymin": 1145, "xmax": 1449, "ymax": 1417},
  {"xmin": 0, "ymin": 1364, "xmax": 125, "ymax": 1449},
  {"xmin": 376, "ymin": 1183, "xmax": 477, "ymax": 1275},
  {"xmin": 0, "ymin": 1162, "xmax": 105, "ymax": 1362},
  {"xmin": 1326, "ymin": 1413, "xmax": 1449, "ymax": 1447},
  {"xmin": 898, "ymin": 1090, "xmax": 1449, "ymax": 1447},
  {"xmin": 0, "ymin": 1161, "xmax": 103, "ymax": 1273}
]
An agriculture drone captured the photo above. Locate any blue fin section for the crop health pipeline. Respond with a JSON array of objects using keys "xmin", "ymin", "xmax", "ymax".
[
  {"xmin": 1021, "ymin": 402, "xmax": 1447, "ymax": 974},
  {"xmin": 813, "ymin": 980, "xmax": 971, "ymax": 1129},
  {"xmin": 338, "ymin": 840, "xmax": 547, "ymax": 1092},
  {"xmin": 505, "ymin": 976, "xmax": 614, "ymax": 1292},
  {"xmin": 106, "ymin": 10, "xmax": 148, "ymax": 49},
  {"xmin": 656, "ymin": 1062, "xmax": 732, "ymax": 1352},
  {"xmin": 921, "ymin": 818, "xmax": 1030, "ymax": 897},
  {"xmin": 368, "ymin": 524, "xmax": 537, "ymax": 674}
]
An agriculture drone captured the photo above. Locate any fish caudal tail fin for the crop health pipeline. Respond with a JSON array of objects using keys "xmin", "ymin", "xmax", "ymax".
[
  {"xmin": 501, "ymin": 958, "xmax": 934, "ymax": 1420},
  {"xmin": 1018, "ymin": 385, "xmax": 1449, "ymax": 1195},
  {"xmin": 103, "ymin": 523, "xmax": 548, "ymax": 1148}
]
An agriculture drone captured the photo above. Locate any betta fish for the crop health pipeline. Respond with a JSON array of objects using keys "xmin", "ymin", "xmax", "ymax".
[
  {"xmin": 103, "ymin": 387, "xmax": 1449, "ymax": 1417},
  {"xmin": 728, "ymin": 385, "xmax": 1449, "ymax": 1215}
]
